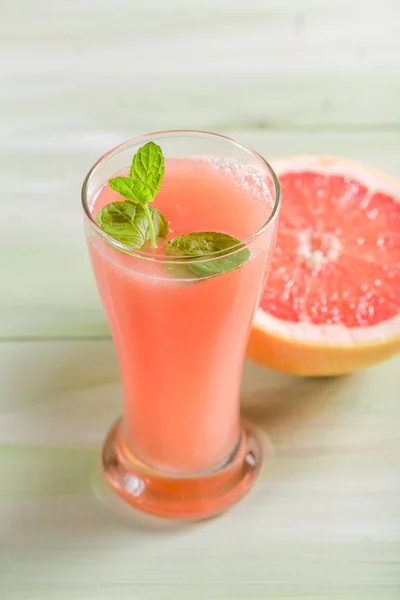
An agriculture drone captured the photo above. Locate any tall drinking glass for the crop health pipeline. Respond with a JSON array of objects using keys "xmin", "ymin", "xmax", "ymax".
[{"xmin": 82, "ymin": 131, "xmax": 281, "ymax": 519}]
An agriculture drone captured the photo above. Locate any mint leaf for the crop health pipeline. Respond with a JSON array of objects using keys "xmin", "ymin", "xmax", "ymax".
[
  {"xmin": 165, "ymin": 232, "xmax": 242, "ymax": 256},
  {"xmin": 109, "ymin": 176, "xmax": 156, "ymax": 206},
  {"xmin": 105, "ymin": 142, "xmax": 166, "ymax": 249},
  {"xmin": 97, "ymin": 202, "xmax": 168, "ymax": 249},
  {"xmin": 109, "ymin": 177, "xmax": 142, "ymax": 203},
  {"xmin": 165, "ymin": 232, "xmax": 250, "ymax": 278},
  {"xmin": 129, "ymin": 141, "xmax": 165, "ymax": 202}
]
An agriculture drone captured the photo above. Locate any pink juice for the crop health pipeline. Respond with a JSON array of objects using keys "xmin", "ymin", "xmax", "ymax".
[{"xmin": 88, "ymin": 158, "xmax": 273, "ymax": 474}]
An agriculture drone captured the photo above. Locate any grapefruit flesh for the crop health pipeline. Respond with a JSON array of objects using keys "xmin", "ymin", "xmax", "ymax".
[{"xmin": 248, "ymin": 156, "xmax": 400, "ymax": 376}]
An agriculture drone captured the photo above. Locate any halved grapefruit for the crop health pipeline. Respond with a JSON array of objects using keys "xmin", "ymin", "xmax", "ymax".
[{"xmin": 248, "ymin": 156, "xmax": 400, "ymax": 376}]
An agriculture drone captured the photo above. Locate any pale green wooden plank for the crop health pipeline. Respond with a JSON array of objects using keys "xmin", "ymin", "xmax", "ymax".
[
  {"xmin": 0, "ymin": 2, "xmax": 399, "ymax": 131},
  {"xmin": 0, "ymin": 341, "xmax": 399, "ymax": 597},
  {"xmin": 2, "ymin": 76, "xmax": 400, "ymax": 133},
  {"xmin": 1, "ymin": 129, "xmax": 400, "ymax": 340},
  {"xmin": 1, "ymin": 340, "xmax": 400, "ymax": 445},
  {"xmin": 4, "ymin": 586, "xmax": 400, "ymax": 600}
]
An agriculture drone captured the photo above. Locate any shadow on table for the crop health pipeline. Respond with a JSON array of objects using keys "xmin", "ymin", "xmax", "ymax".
[{"xmin": 241, "ymin": 359, "xmax": 354, "ymax": 444}]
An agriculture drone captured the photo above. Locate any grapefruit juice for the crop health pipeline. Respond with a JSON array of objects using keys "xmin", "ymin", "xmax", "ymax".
[{"xmin": 82, "ymin": 132, "xmax": 280, "ymax": 518}]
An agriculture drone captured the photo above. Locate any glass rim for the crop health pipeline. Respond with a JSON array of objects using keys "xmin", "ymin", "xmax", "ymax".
[{"xmin": 81, "ymin": 129, "xmax": 281, "ymax": 263}]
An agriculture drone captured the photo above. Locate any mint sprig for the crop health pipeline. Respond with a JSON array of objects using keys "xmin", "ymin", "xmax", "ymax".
[
  {"xmin": 97, "ymin": 202, "xmax": 168, "ymax": 249},
  {"xmin": 100, "ymin": 141, "xmax": 166, "ymax": 249},
  {"xmin": 165, "ymin": 232, "xmax": 250, "ymax": 278},
  {"xmin": 96, "ymin": 142, "xmax": 250, "ymax": 276}
]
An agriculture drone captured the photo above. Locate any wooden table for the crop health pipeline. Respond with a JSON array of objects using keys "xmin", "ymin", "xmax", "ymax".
[{"xmin": 1, "ymin": 1, "xmax": 399, "ymax": 598}]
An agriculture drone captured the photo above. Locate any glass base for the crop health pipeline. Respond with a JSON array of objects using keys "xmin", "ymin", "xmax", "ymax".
[{"xmin": 100, "ymin": 417, "xmax": 264, "ymax": 520}]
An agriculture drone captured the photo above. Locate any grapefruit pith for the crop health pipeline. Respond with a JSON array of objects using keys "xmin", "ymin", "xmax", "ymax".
[{"xmin": 248, "ymin": 156, "xmax": 400, "ymax": 376}]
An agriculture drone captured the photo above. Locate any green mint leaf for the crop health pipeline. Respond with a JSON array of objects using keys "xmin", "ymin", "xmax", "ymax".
[
  {"xmin": 109, "ymin": 177, "xmax": 142, "ymax": 202},
  {"xmin": 164, "ymin": 232, "xmax": 250, "ymax": 278},
  {"xmin": 106, "ymin": 142, "xmax": 166, "ymax": 248},
  {"xmin": 129, "ymin": 141, "xmax": 165, "ymax": 203},
  {"xmin": 97, "ymin": 201, "xmax": 168, "ymax": 249},
  {"xmin": 109, "ymin": 176, "xmax": 157, "ymax": 206}
]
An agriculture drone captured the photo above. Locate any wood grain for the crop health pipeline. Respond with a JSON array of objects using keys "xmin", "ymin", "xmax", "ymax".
[
  {"xmin": 1, "ymin": 341, "xmax": 400, "ymax": 598},
  {"xmin": 1, "ymin": 0, "xmax": 400, "ymax": 597}
]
